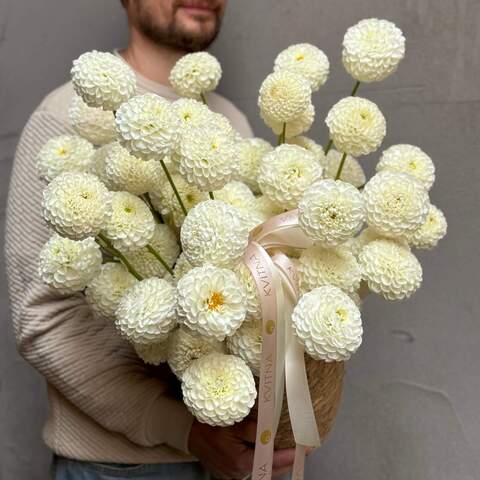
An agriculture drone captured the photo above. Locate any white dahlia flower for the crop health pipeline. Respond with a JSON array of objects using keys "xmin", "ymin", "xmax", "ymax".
[
  {"xmin": 42, "ymin": 172, "xmax": 111, "ymax": 239},
  {"xmin": 134, "ymin": 338, "xmax": 169, "ymax": 366},
  {"xmin": 292, "ymin": 285, "xmax": 363, "ymax": 362},
  {"xmin": 181, "ymin": 200, "xmax": 249, "ymax": 268},
  {"xmin": 325, "ymin": 96, "xmax": 386, "ymax": 157},
  {"xmin": 38, "ymin": 234, "xmax": 102, "ymax": 293},
  {"xmin": 103, "ymin": 142, "xmax": 161, "ymax": 195},
  {"xmin": 115, "ymin": 93, "xmax": 179, "ymax": 159},
  {"xmin": 177, "ymin": 264, "xmax": 247, "ymax": 341},
  {"xmin": 254, "ymin": 195, "xmax": 285, "ymax": 221},
  {"xmin": 149, "ymin": 172, "xmax": 208, "ymax": 228},
  {"xmin": 68, "ymin": 95, "xmax": 117, "ymax": 145},
  {"xmin": 233, "ymin": 262, "xmax": 261, "ymax": 321},
  {"xmin": 299, "ymin": 179, "xmax": 365, "ymax": 246},
  {"xmin": 363, "ymin": 171, "xmax": 430, "ymax": 238},
  {"xmin": 71, "ymin": 50, "xmax": 136, "ymax": 111},
  {"xmin": 376, "ymin": 144, "xmax": 435, "ymax": 190},
  {"xmin": 258, "ymin": 144, "xmax": 322, "ymax": 210},
  {"xmin": 172, "ymin": 98, "xmax": 211, "ymax": 129},
  {"xmin": 262, "ymin": 102, "xmax": 315, "ymax": 139},
  {"xmin": 342, "ymin": 18, "xmax": 405, "ymax": 83},
  {"xmin": 124, "ymin": 223, "xmax": 179, "ymax": 278},
  {"xmin": 179, "ymin": 125, "xmax": 238, "ymax": 191},
  {"xmin": 287, "ymin": 136, "xmax": 326, "ymax": 166},
  {"xmin": 213, "ymin": 181, "xmax": 256, "ymax": 213},
  {"xmin": 85, "ymin": 262, "xmax": 137, "ymax": 321},
  {"xmin": 89, "ymin": 143, "xmax": 114, "ymax": 187},
  {"xmin": 169, "ymin": 52, "xmax": 222, "ymax": 99},
  {"xmin": 226, "ymin": 319, "xmax": 262, "ymax": 376},
  {"xmin": 406, "ymin": 204, "xmax": 447, "ymax": 250},
  {"xmin": 115, "ymin": 277, "xmax": 177, "ymax": 344},
  {"xmin": 298, "ymin": 244, "xmax": 362, "ymax": 294},
  {"xmin": 352, "ymin": 226, "xmax": 410, "ymax": 257},
  {"xmin": 358, "ymin": 239, "xmax": 422, "ymax": 300},
  {"xmin": 103, "ymin": 191, "xmax": 155, "ymax": 251},
  {"xmin": 182, "ymin": 352, "xmax": 256, "ymax": 426},
  {"xmin": 173, "ymin": 252, "xmax": 195, "ymax": 282},
  {"xmin": 36, "ymin": 135, "xmax": 95, "ymax": 182},
  {"xmin": 323, "ymin": 149, "xmax": 366, "ymax": 188},
  {"xmin": 258, "ymin": 70, "xmax": 312, "ymax": 124},
  {"xmin": 167, "ymin": 327, "xmax": 225, "ymax": 379},
  {"xmin": 274, "ymin": 43, "xmax": 329, "ymax": 91},
  {"xmin": 234, "ymin": 138, "xmax": 273, "ymax": 193}
]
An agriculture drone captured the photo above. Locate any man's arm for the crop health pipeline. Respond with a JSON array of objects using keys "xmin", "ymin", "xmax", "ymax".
[{"xmin": 5, "ymin": 110, "xmax": 193, "ymax": 452}]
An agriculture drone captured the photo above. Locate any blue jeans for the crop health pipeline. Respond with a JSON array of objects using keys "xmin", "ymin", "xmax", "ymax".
[{"xmin": 51, "ymin": 455, "xmax": 211, "ymax": 479}]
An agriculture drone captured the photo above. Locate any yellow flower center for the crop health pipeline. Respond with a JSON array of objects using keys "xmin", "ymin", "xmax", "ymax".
[
  {"xmin": 336, "ymin": 308, "xmax": 348, "ymax": 322},
  {"xmin": 295, "ymin": 54, "xmax": 305, "ymax": 61},
  {"xmin": 206, "ymin": 291, "xmax": 224, "ymax": 311},
  {"xmin": 57, "ymin": 147, "xmax": 68, "ymax": 156},
  {"xmin": 183, "ymin": 112, "xmax": 192, "ymax": 121},
  {"xmin": 409, "ymin": 160, "xmax": 417, "ymax": 170},
  {"xmin": 207, "ymin": 375, "xmax": 232, "ymax": 397},
  {"xmin": 80, "ymin": 191, "xmax": 92, "ymax": 200}
]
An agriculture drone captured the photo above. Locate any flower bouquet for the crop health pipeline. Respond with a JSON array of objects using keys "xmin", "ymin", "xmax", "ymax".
[{"xmin": 36, "ymin": 18, "xmax": 447, "ymax": 479}]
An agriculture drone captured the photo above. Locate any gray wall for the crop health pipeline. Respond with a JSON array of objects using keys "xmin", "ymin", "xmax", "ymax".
[{"xmin": 1, "ymin": 1, "xmax": 479, "ymax": 479}]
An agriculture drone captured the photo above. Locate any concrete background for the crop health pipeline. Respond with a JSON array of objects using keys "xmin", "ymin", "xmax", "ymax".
[{"xmin": 1, "ymin": 0, "xmax": 479, "ymax": 479}]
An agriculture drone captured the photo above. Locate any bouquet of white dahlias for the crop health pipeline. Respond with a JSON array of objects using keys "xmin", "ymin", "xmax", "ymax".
[{"xmin": 36, "ymin": 18, "xmax": 447, "ymax": 470}]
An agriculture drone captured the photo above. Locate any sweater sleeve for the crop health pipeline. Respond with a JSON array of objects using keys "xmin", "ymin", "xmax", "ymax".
[{"xmin": 4, "ymin": 110, "xmax": 194, "ymax": 453}]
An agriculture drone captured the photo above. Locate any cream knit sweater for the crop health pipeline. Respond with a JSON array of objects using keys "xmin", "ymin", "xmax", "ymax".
[{"xmin": 5, "ymin": 67, "xmax": 252, "ymax": 463}]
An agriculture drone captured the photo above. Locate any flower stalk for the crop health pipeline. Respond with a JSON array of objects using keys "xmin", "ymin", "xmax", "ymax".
[
  {"xmin": 335, "ymin": 152, "xmax": 348, "ymax": 180},
  {"xmin": 146, "ymin": 244, "xmax": 174, "ymax": 276},
  {"xmin": 159, "ymin": 159, "xmax": 188, "ymax": 216}
]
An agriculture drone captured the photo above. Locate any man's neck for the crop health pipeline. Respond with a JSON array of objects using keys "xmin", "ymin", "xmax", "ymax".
[{"xmin": 120, "ymin": 29, "xmax": 185, "ymax": 87}]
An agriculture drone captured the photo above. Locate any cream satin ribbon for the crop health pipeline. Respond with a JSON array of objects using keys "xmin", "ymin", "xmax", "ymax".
[{"xmin": 244, "ymin": 211, "xmax": 321, "ymax": 480}]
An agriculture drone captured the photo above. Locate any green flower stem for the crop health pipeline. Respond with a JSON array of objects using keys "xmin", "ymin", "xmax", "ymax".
[
  {"xmin": 159, "ymin": 159, "xmax": 188, "ymax": 216},
  {"xmin": 209, "ymin": 191, "xmax": 215, "ymax": 200},
  {"xmin": 142, "ymin": 193, "xmax": 164, "ymax": 224},
  {"xmin": 97, "ymin": 233, "xmax": 143, "ymax": 281},
  {"xmin": 334, "ymin": 152, "xmax": 348, "ymax": 180},
  {"xmin": 324, "ymin": 80, "xmax": 361, "ymax": 153},
  {"xmin": 277, "ymin": 122, "xmax": 287, "ymax": 145},
  {"xmin": 146, "ymin": 244, "xmax": 174, "ymax": 276},
  {"xmin": 200, "ymin": 92, "xmax": 208, "ymax": 105}
]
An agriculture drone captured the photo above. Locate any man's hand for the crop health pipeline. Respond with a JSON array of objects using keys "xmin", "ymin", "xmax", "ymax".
[{"xmin": 188, "ymin": 419, "xmax": 296, "ymax": 479}]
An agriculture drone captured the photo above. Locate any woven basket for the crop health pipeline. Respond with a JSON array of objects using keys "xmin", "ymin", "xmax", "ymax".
[{"xmin": 266, "ymin": 356, "xmax": 345, "ymax": 449}]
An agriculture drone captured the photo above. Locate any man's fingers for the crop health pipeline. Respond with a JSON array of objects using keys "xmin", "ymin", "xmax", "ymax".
[
  {"xmin": 272, "ymin": 448, "xmax": 296, "ymax": 469},
  {"xmin": 235, "ymin": 420, "xmax": 257, "ymax": 444}
]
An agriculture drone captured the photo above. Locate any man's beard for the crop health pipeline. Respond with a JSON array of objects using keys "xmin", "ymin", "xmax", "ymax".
[{"xmin": 135, "ymin": 1, "xmax": 222, "ymax": 52}]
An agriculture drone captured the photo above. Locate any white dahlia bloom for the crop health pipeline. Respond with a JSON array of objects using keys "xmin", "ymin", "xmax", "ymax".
[
  {"xmin": 169, "ymin": 52, "xmax": 222, "ymax": 99},
  {"xmin": 85, "ymin": 263, "xmax": 137, "ymax": 321},
  {"xmin": 342, "ymin": 18, "xmax": 406, "ymax": 83},
  {"xmin": 254, "ymin": 195, "xmax": 285, "ymax": 221},
  {"xmin": 234, "ymin": 138, "xmax": 273, "ymax": 193},
  {"xmin": 258, "ymin": 144, "xmax": 322, "ymax": 210},
  {"xmin": 181, "ymin": 200, "xmax": 249, "ymax": 268},
  {"xmin": 325, "ymin": 96, "xmax": 386, "ymax": 157},
  {"xmin": 89, "ymin": 143, "xmax": 114, "ymax": 187},
  {"xmin": 274, "ymin": 43, "xmax": 329, "ymax": 91},
  {"xmin": 103, "ymin": 191, "xmax": 155, "ymax": 251},
  {"xmin": 213, "ymin": 181, "xmax": 256, "ymax": 213},
  {"xmin": 358, "ymin": 239, "xmax": 422, "ymax": 300},
  {"xmin": 177, "ymin": 264, "xmax": 247, "ymax": 341},
  {"xmin": 292, "ymin": 286, "xmax": 363, "ymax": 362},
  {"xmin": 103, "ymin": 142, "xmax": 161, "ymax": 195},
  {"xmin": 233, "ymin": 262, "xmax": 261, "ymax": 321},
  {"xmin": 38, "ymin": 234, "xmax": 102, "ymax": 293},
  {"xmin": 406, "ymin": 204, "xmax": 447, "ymax": 250},
  {"xmin": 287, "ymin": 136, "xmax": 326, "ymax": 166},
  {"xmin": 115, "ymin": 277, "xmax": 177, "ymax": 344},
  {"xmin": 68, "ymin": 95, "xmax": 117, "ymax": 145},
  {"xmin": 125, "ymin": 223, "xmax": 179, "ymax": 278},
  {"xmin": 173, "ymin": 252, "xmax": 195, "ymax": 282},
  {"xmin": 352, "ymin": 226, "xmax": 410, "ymax": 257},
  {"xmin": 376, "ymin": 144, "xmax": 436, "ymax": 190},
  {"xmin": 182, "ymin": 353, "xmax": 256, "ymax": 426},
  {"xmin": 172, "ymin": 98, "xmax": 211, "ymax": 129},
  {"xmin": 258, "ymin": 70, "xmax": 312, "ymax": 124},
  {"xmin": 115, "ymin": 93, "xmax": 179, "ymax": 159},
  {"xmin": 298, "ymin": 244, "xmax": 362, "ymax": 294},
  {"xmin": 226, "ymin": 319, "xmax": 262, "ymax": 376},
  {"xmin": 36, "ymin": 135, "xmax": 95, "ymax": 182},
  {"xmin": 149, "ymin": 172, "xmax": 208, "ymax": 228},
  {"xmin": 179, "ymin": 125, "xmax": 238, "ymax": 191},
  {"xmin": 42, "ymin": 172, "xmax": 111, "ymax": 239},
  {"xmin": 363, "ymin": 171, "xmax": 430, "ymax": 238},
  {"xmin": 167, "ymin": 327, "xmax": 225, "ymax": 379},
  {"xmin": 71, "ymin": 50, "xmax": 136, "ymax": 111},
  {"xmin": 323, "ymin": 149, "xmax": 366, "ymax": 188},
  {"xmin": 262, "ymin": 102, "xmax": 315, "ymax": 139},
  {"xmin": 134, "ymin": 338, "xmax": 169, "ymax": 366},
  {"xmin": 299, "ymin": 179, "xmax": 365, "ymax": 246}
]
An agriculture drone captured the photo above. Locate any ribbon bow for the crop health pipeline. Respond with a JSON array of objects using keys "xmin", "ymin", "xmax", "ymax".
[{"xmin": 244, "ymin": 210, "xmax": 321, "ymax": 480}]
